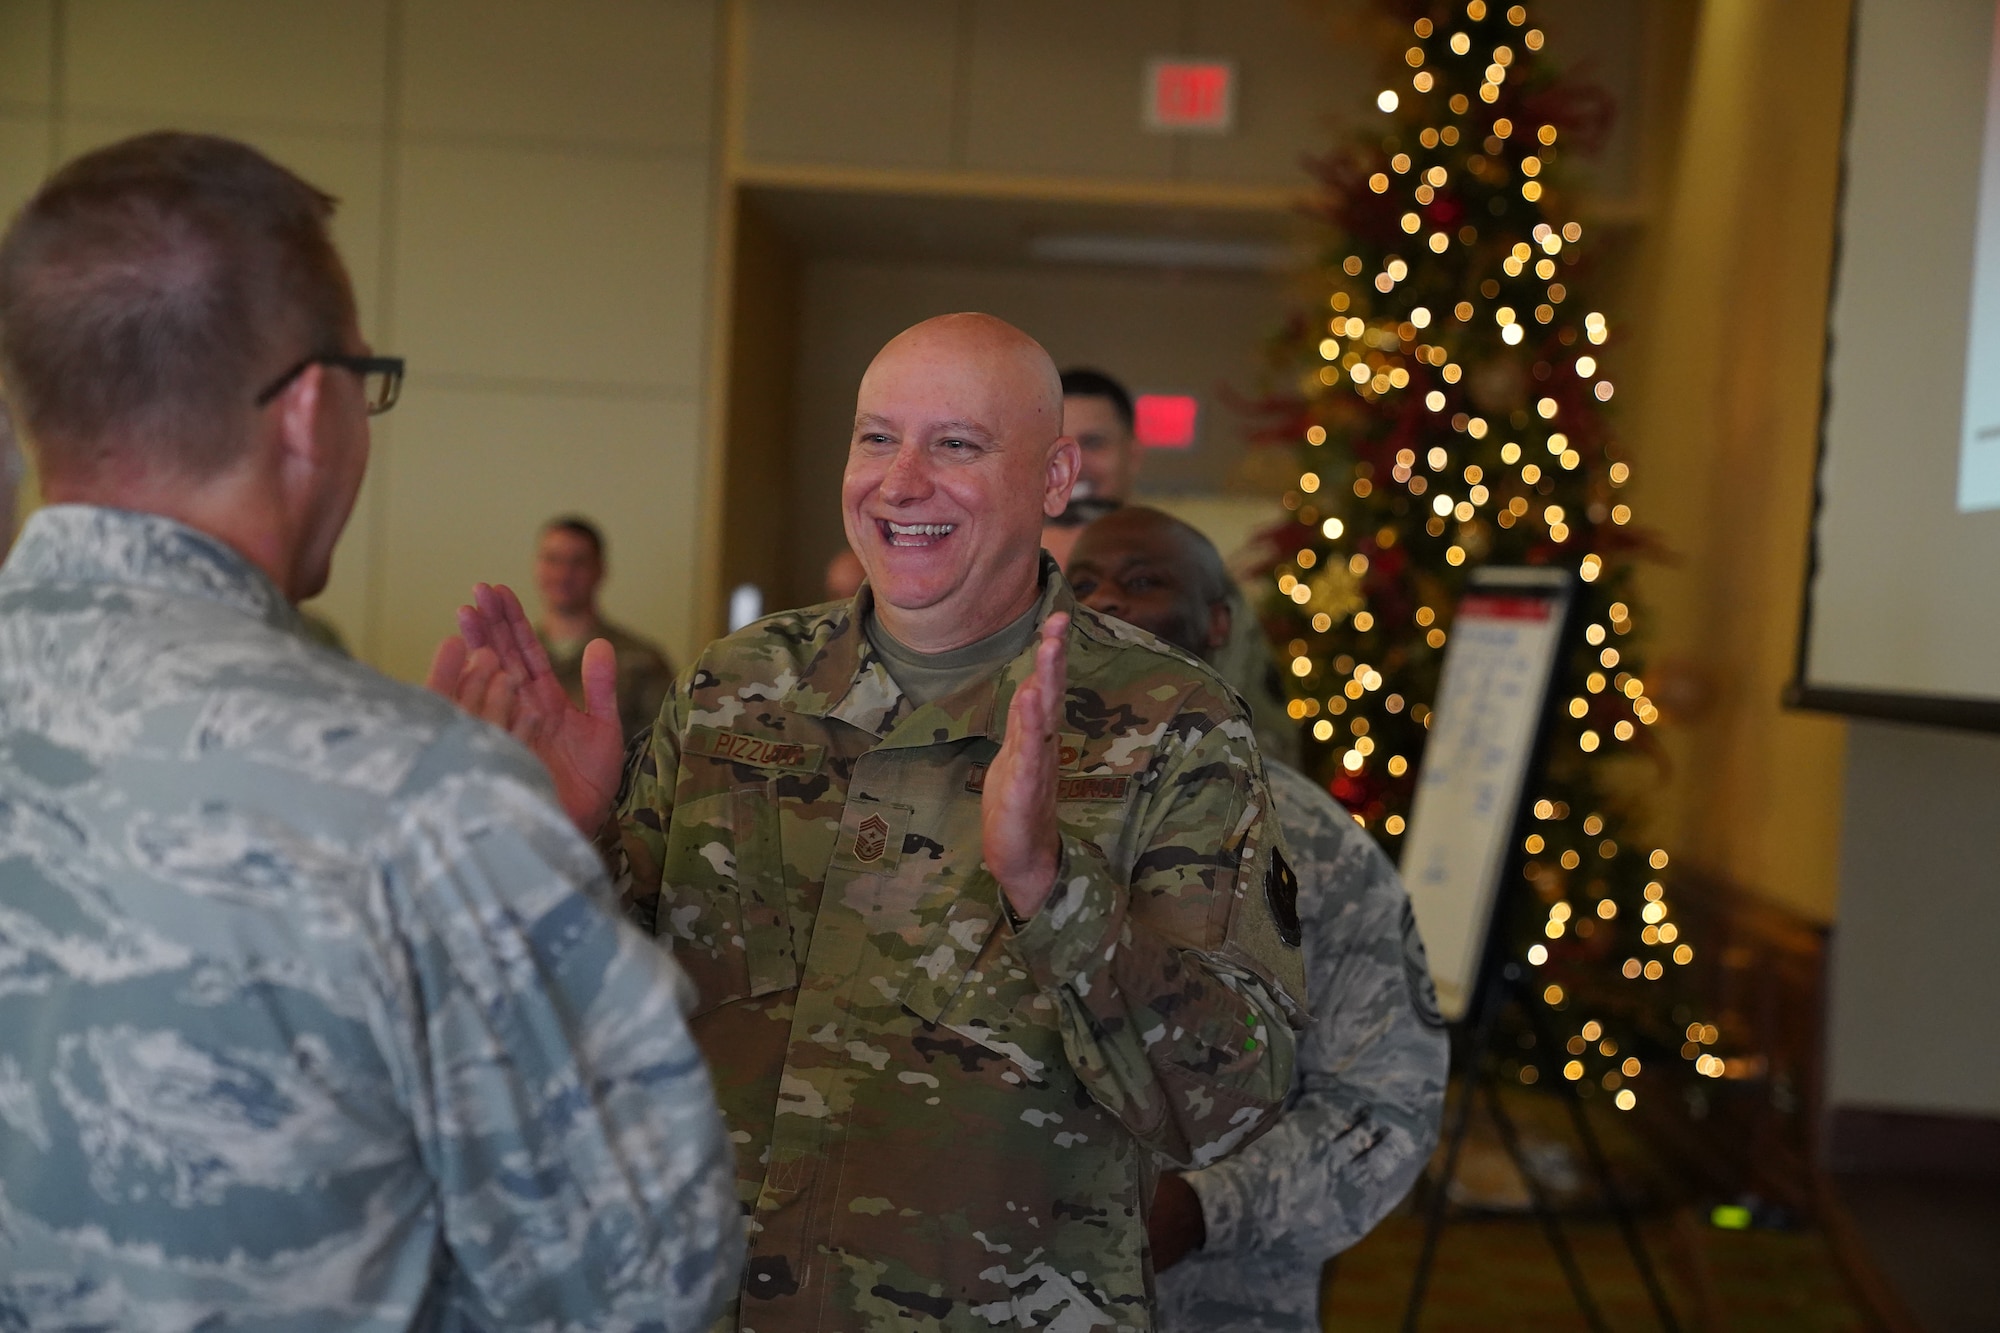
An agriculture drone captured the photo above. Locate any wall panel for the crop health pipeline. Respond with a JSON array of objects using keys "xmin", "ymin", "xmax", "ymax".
[
  {"xmin": 402, "ymin": 0, "xmax": 716, "ymax": 150},
  {"xmin": 394, "ymin": 143, "xmax": 710, "ymax": 390},
  {"xmin": 0, "ymin": 1, "xmax": 54, "ymax": 112},
  {"xmin": 0, "ymin": 115, "xmax": 51, "ymax": 218},
  {"xmin": 961, "ymin": 0, "xmax": 1177, "ymax": 180},
  {"xmin": 65, "ymin": 0, "xmax": 389, "ymax": 130},
  {"xmin": 740, "ymin": 0, "xmax": 959, "ymax": 169}
]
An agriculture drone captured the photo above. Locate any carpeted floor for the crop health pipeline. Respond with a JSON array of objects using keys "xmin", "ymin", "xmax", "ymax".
[
  {"xmin": 1314, "ymin": 1082, "xmax": 1873, "ymax": 1331},
  {"xmin": 1319, "ymin": 1208, "xmax": 1868, "ymax": 1331}
]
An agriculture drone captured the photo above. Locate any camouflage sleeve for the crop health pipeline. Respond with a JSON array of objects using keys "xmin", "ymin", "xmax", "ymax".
[
  {"xmin": 1004, "ymin": 710, "xmax": 1308, "ymax": 1169},
  {"xmin": 604, "ymin": 684, "xmax": 687, "ymax": 934},
  {"xmin": 370, "ymin": 721, "xmax": 742, "ymax": 1328},
  {"xmin": 628, "ymin": 649, "xmax": 675, "ymax": 750},
  {"xmin": 1180, "ymin": 798, "xmax": 1448, "ymax": 1258}
]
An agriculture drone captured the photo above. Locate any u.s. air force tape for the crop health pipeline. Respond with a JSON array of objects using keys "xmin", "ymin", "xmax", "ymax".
[{"xmin": 1265, "ymin": 850, "xmax": 1302, "ymax": 948}]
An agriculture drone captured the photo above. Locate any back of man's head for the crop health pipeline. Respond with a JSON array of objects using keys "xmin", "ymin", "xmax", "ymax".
[{"xmin": 0, "ymin": 131, "xmax": 353, "ymax": 485}]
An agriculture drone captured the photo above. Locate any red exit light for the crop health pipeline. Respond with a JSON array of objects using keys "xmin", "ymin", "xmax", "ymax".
[
  {"xmin": 1145, "ymin": 60, "xmax": 1235, "ymax": 133},
  {"xmin": 1135, "ymin": 394, "xmax": 1199, "ymax": 449}
]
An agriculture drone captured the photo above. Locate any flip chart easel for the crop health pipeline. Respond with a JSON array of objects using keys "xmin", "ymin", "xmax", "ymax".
[
  {"xmin": 1399, "ymin": 566, "xmax": 1574, "ymax": 1023},
  {"xmin": 1394, "ymin": 566, "xmax": 1681, "ymax": 1333}
]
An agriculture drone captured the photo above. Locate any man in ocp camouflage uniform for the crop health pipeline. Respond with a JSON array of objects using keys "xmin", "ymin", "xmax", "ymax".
[
  {"xmin": 1069, "ymin": 506, "xmax": 1449, "ymax": 1333},
  {"xmin": 433, "ymin": 314, "xmax": 1309, "ymax": 1331},
  {"xmin": 533, "ymin": 513, "xmax": 676, "ymax": 747},
  {"xmin": 0, "ymin": 132, "xmax": 741, "ymax": 1330}
]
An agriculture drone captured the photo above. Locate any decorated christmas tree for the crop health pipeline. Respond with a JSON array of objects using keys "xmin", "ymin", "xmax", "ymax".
[{"xmin": 1258, "ymin": 0, "xmax": 1723, "ymax": 1111}]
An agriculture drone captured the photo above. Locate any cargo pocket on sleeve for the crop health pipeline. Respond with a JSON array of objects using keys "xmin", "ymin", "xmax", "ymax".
[
  {"xmin": 732, "ymin": 782, "xmax": 799, "ymax": 998},
  {"xmin": 660, "ymin": 780, "xmax": 799, "ymax": 1016}
]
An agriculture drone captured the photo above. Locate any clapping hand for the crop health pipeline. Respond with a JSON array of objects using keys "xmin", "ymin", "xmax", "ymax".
[
  {"xmin": 426, "ymin": 582, "xmax": 625, "ymax": 836},
  {"xmin": 981, "ymin": 612, "xmax": 1069, "ymax": 918}
]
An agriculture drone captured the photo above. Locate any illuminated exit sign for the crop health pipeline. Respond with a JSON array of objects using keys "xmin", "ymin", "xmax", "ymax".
[
  {"xmin": 1144, "ymin": 60, "xmax": 1235, "ymax": 134},
  {"xmin": 1135, "ymin": 394, "xmax": 1199, "ymax": 449}
]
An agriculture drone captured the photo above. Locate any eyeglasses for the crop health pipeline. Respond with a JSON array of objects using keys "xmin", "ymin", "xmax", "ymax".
[{"xmin": 255, "ymin": 352, "xmax": 405, "ymax": 415}]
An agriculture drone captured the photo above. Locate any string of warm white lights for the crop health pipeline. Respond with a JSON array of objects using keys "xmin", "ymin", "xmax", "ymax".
[{"xmin": 1266, "ymin": 0, "xmax": 1725, "ymax": 1113}]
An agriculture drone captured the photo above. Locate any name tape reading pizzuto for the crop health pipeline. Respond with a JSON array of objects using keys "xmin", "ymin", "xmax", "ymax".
[{"xmin": 692, "ymin": 727, "xmax": 825, "ymax": 774}]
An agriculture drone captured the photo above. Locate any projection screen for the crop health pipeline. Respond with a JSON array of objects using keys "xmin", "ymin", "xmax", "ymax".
[{"xmin": 1797, "ymin": 0, "xmax": 2000, "ymax": 728}]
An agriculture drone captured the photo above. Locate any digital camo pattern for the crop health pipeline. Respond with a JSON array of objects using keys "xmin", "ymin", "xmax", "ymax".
[
  {"xmin": 0, "ymin": 505, "xmax": 743, "ymax": 1332},
  {"xmin": 541, "ymin": 616, "xmax": 676, "ymax": 748},
  {"xmin": 1211, "ymin": 584, "xmax": 1301, "ymax": 772},
  {"xmin": 1156, "ymin": 760, "xmax": 1449, "ymax": 1333},
  {"xmin": 611, "ymin": 557, "xmax": 1310, "ymax": 1332}
]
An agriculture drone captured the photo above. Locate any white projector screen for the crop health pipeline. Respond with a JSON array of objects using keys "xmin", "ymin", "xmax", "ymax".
[{"xmin": 1800, "ymin": 0, "xmax": 2000, "ymax": 727}]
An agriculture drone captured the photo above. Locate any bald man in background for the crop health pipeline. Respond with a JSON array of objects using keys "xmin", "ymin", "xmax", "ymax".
[
  {"xmin": 432, "ymin": 313, "xmax": 1308, "ymax": 1330},
  {"xmin": 1068, "ymin": 507, "xmax": 1446, "ymax": 1333}
]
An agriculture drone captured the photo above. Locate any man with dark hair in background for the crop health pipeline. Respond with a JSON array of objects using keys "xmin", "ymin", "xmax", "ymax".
[
  {"xmin": 1058, "ymin": 366, "xmax": 1141, "ymax": 507},
  {"xmin": 0, "ymin": 131, "xmax": 740, "ymax": 1330},
  {"xmin": 1069, "ymin": 505, "xmax": 1448, "ymax": 1333},
  {"xmin": 432, "ymin": 313, "xmax": 1308, "ymax": 1331},
  {"xmin": 1040, "ymin": 368, "xmax": 1131, "ymax": 569},
  {"xmin": 534, "ymin": 513, "xmax": 674, "ymax": 746},
  {"xmin": 1054, "ymin": 366, "xmax": 1301, "ymax": 767}
]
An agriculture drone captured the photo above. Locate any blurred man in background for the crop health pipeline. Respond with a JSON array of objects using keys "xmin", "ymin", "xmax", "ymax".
[
  {"xmin": 432, "ymin": 313, "xmax": 1308, "ymax": 1331},
  {"xmin": 1039, "ymin": 367, "xmax": 1130, "ymax": 568},
  {"xmin": 1060, "ymin": 366, "xmax": 1142, "ymax": 506},
  {"xmin": 1069, "ymin": 505, "xmax": 1448, "ymax": 1333},
  {"xmin": 0, "ymin": 131, "xmax": 741, "ymax": 1330},
  {"xmin": 823, "ymin": 544, "xmax": 866, "ymax": 600},
  {"xmin": 534, "ymin": 513, "xmax": 674, "ymax": 746}
]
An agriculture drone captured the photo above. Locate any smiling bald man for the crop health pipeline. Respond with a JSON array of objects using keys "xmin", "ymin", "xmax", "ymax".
[{"xmin": 432, "ymin": 313, "xmax": 1308, "ymax": 1331}]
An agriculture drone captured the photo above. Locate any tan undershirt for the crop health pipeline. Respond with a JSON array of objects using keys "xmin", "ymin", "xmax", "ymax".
[{"xmin": 864, "ymin": 601, "xmax": 1041, "ymax": 707}]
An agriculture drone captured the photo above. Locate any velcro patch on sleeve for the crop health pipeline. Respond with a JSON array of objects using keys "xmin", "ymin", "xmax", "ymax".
[{"xmin": 1265, "ymin": 850, "xmax": 1302, "ymax": 948}]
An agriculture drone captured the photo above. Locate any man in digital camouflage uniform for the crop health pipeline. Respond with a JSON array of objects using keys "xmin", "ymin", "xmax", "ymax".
[
  {"xmin": 0, "ymin": 132, "xmax": 741, "ymax": 1330},
  {"xmin": 432, "ymin": 313, "xmax": 1309, "ymax": 1331},
  {"xmin": 1069, "ymin": 506, "xmax": 1449, "ymax": 1333},
  {"xmin": 533, "ymin": 513, "xmax": 675, "ymax": 746}
]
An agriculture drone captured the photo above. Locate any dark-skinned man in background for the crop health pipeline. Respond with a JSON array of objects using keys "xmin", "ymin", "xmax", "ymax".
[
  {"xmin": 429, "ymin": 314, "xmax": 1308, "ymax": 1331},
  {"xmin": 1068, "ymin": 505, "xmax": 1448, "ymax": 1333}
]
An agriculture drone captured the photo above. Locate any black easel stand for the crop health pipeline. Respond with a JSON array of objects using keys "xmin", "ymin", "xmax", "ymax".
[{"xmin": 1399, "ymin": 960, "xmax": 1683, "ymax": 1333}]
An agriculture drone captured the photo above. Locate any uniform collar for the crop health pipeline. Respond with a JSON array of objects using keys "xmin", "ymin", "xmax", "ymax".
[
  {"xmin": 1, "ymin": 504, "xmax": 301, "ymax": 634},
  {"xmin": 790, "ymin": 552, "xmax": 1078, "ymax": 745}
]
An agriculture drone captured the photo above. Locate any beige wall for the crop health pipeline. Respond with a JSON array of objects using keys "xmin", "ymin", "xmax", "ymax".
[
  {"xmin": 738, "ymin": 0, "xmax": 1371, "ymax": 190},
  {"xmin": 1620, "ymin": 0, "xmax": 1851, "ymax": 923},
  {"xmin": 0, "ymin": 0, "xmax": 722, "ymax": 678}
]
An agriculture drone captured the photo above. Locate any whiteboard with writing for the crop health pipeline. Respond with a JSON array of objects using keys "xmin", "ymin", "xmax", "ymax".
[{"xmin": 1399, "ymin": 567, "xmax": 1573, "ymax": 1022}]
